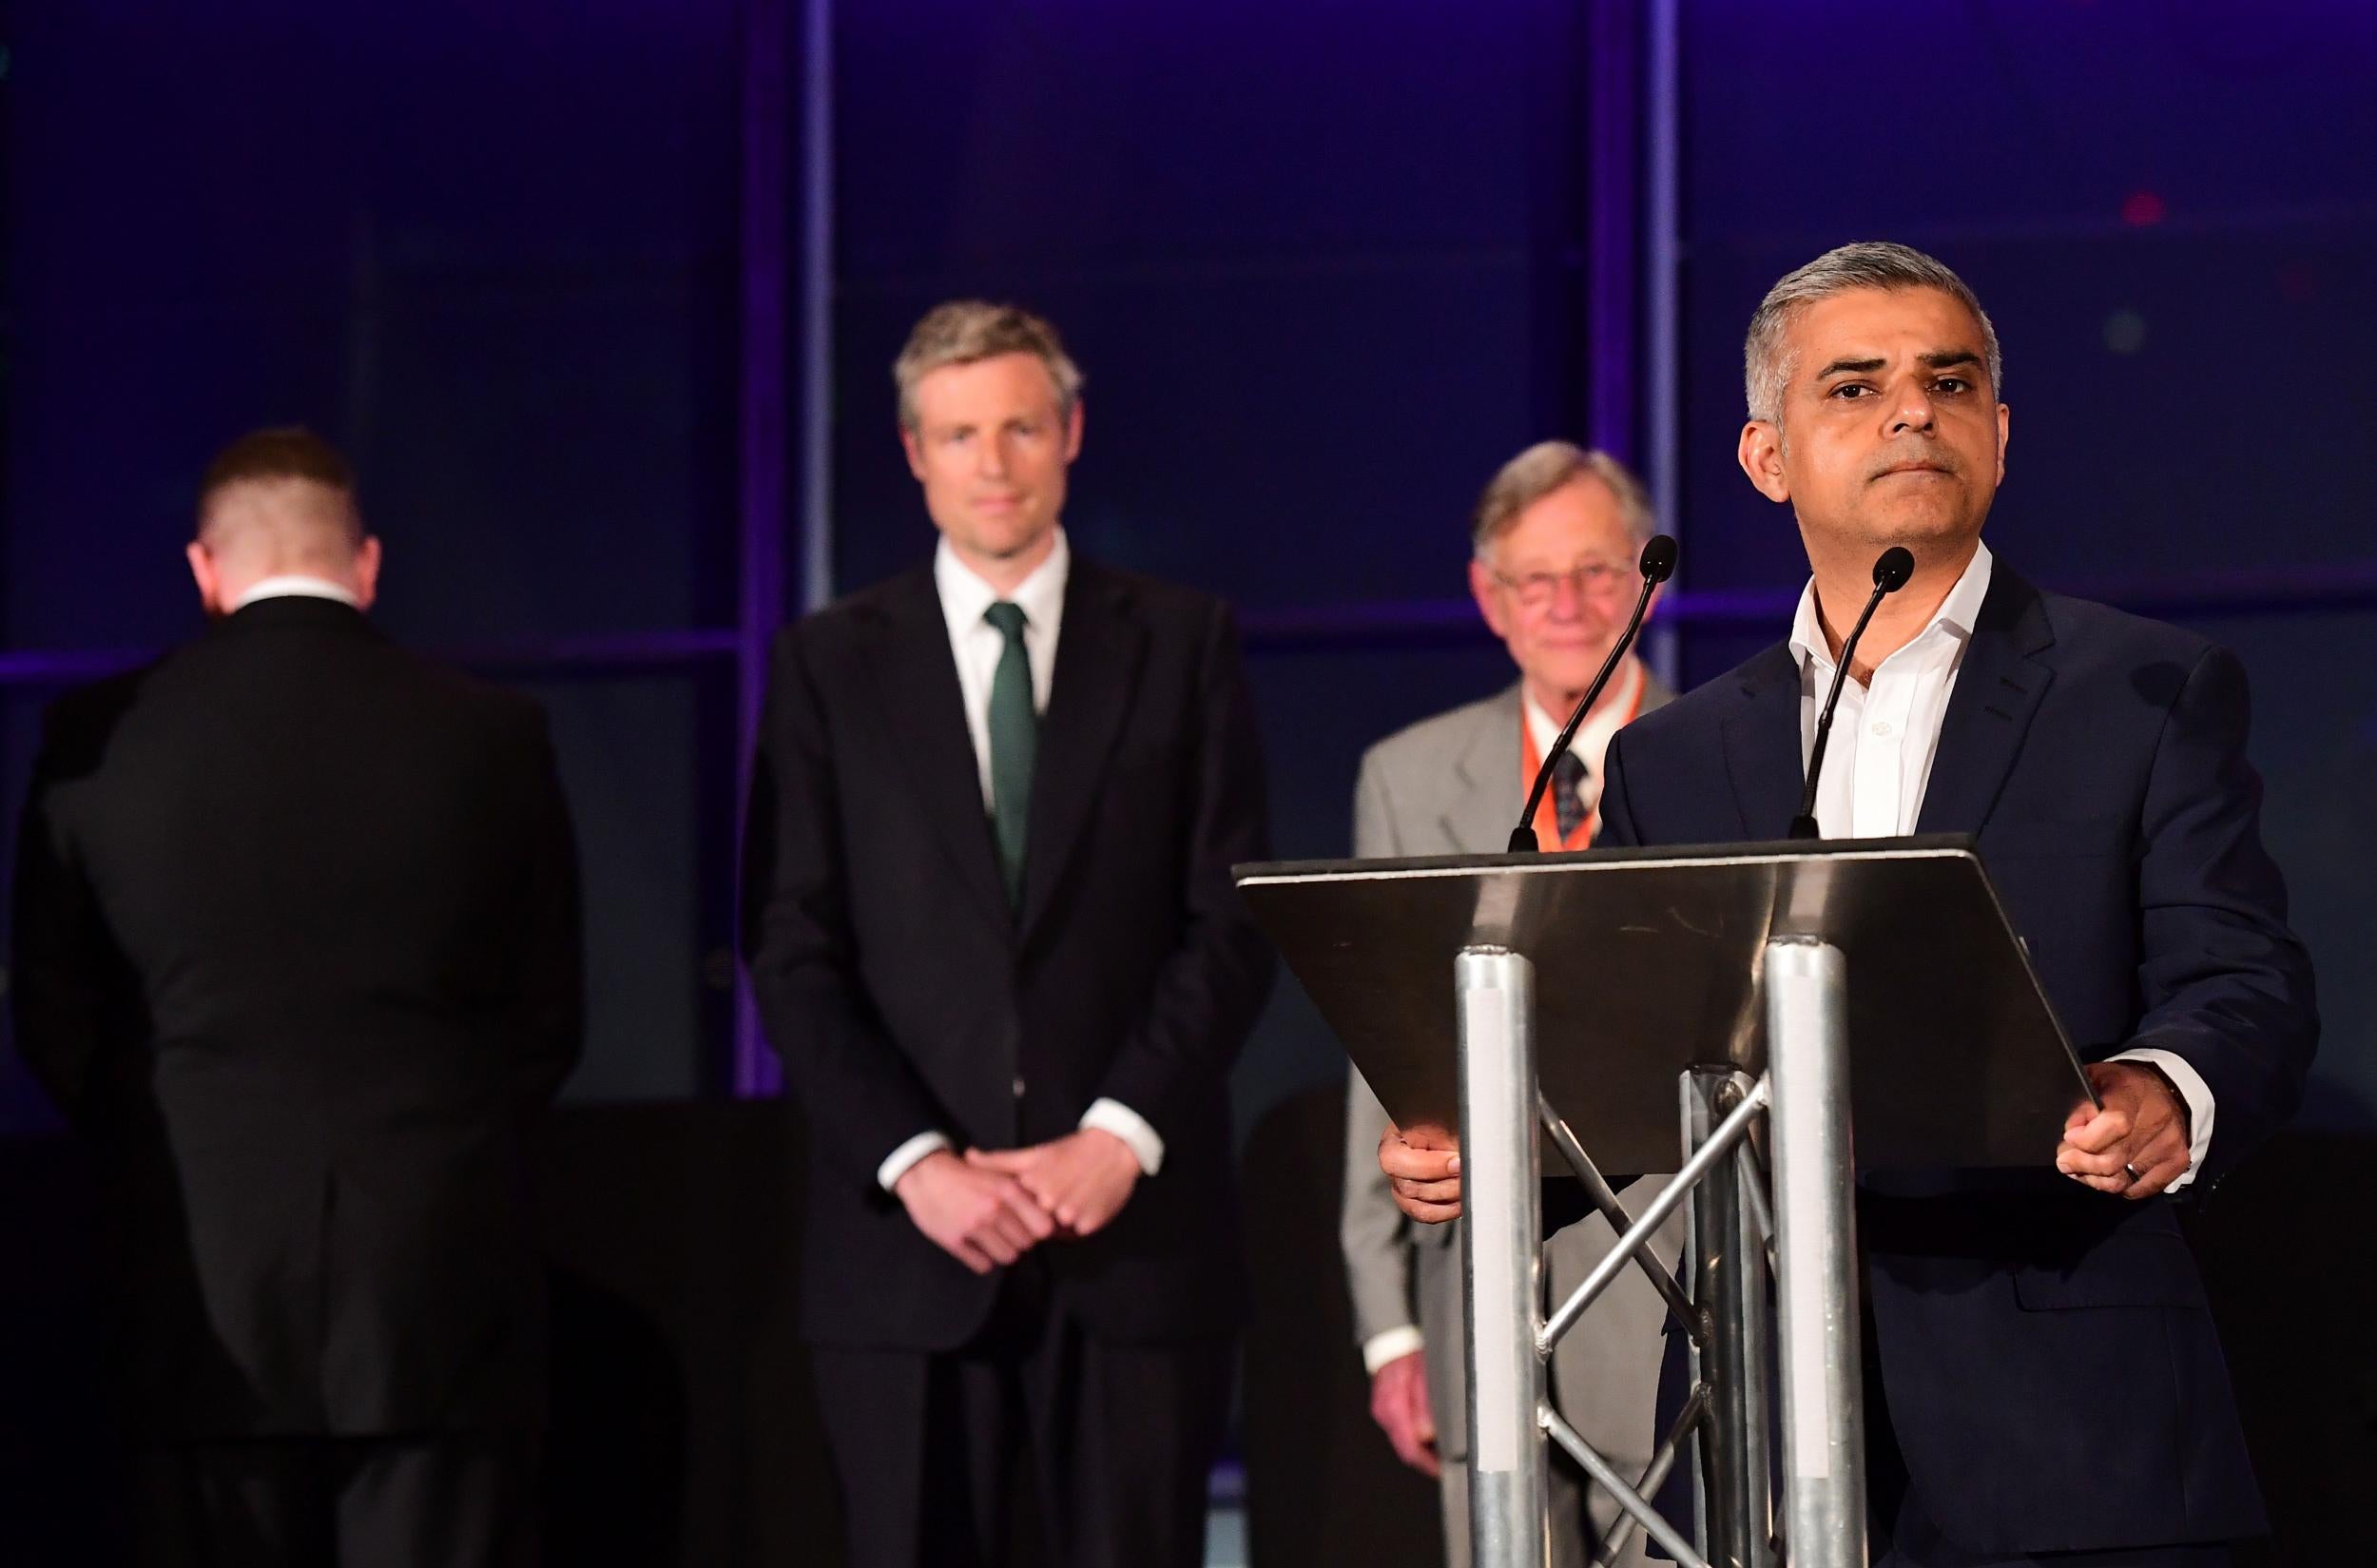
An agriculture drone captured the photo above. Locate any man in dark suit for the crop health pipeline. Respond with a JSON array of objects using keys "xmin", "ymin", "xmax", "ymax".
[
  {"xmin": 740, "ymin": 301, "xmax": 1273, "ymax": 1568},
  {"xmin": 1381, "ymin": 243, "xmax": 2317, "ymax": 1566},
  {"xmin": 10, "ymin": 428, "xmax": 583, "ymax": 1568}
]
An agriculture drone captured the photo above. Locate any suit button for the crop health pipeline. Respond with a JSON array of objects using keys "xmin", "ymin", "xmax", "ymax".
[{"xmin": 1013, "ymin": 1076, "xmax": 1026, "ymax": 1098}]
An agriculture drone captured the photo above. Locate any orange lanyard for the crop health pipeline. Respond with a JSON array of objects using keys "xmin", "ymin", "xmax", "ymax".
[{"xmin": 1517, "ymin": 664, "xmax": 1644, "ymax": 852}]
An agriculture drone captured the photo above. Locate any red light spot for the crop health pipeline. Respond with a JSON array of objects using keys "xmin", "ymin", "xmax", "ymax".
[
  {"xmin": 2120, "ymin": 190, "xmax": 2167, "ymax": 227},
  {"xmin": 2276, "ymin": 262, "xmax": 2318, "ymax": 302}
]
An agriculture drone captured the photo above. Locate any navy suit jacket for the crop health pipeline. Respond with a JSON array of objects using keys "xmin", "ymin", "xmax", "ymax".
[{"xmin": 1596, "ymin": 561, "xmax": 2316, "ymax": 1555}]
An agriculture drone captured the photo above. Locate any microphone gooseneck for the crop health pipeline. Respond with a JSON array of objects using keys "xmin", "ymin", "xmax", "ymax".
[
  {"xmin": 1788, "ymin": 546, "xmax": 1916, "ymax": 840},
  {"xmin": 1507, "ymin": 534, "xmax": 1679, "ymax": 854}
]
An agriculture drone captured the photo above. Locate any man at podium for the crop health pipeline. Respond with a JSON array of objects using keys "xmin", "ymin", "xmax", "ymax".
[
  {"xmin": 1382, "ymin": 242, "xmax": 2316, "ymax": 1567},
  {"xmin": 1341, "ymin": 441, "xmax": 1680, "ymax": 1568}
]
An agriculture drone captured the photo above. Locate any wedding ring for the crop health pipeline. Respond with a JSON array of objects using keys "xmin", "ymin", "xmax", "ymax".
[{"xmin": 2122, "ymin": 1162, "xmax": 2144, "ymax": 1183}]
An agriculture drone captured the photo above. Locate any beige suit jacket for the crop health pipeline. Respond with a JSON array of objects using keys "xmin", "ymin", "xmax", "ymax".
[{"xmin": 1339, "ymin": 672, "xmax": 1679, "ymax": 1462}]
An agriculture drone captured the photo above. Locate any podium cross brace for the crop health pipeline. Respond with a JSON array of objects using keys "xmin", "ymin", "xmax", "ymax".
[
  {"xmin": 1591, "ymin": 1382, "xmax": 1712, "ymax": 1567},
  {"xmin": 1539, "ymin": 1096, "xmax": 1702, "ymax": 1344},
  {"xmin": 1539, "ymin": 1080, "xmax": 1768, "ymax": 1353},
  {"xmin": 1547, "ymin": 1400, "xmax": 1714, "ymax": 1568}
]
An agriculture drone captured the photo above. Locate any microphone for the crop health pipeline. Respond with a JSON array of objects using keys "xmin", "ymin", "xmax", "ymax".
[
  {"xmin": 1508, "ymin": 533, "xmax": 1678, "ymax": 854},
  {"xmin": 1788, "ymin": 546, "xmax": 1916, "ymax": 840}
]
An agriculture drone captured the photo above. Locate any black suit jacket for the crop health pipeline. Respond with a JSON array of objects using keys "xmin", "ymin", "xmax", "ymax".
[
  {"xmin": 9, "ymin": 596, "xmax": 584, "ymax": 1438},
  {"xmin": 740, "ymin": 556, "xmax": 1274, "ymax": 1350},
  {"xmin": 1598, "ymin": 562, "xmax": 2316, "ymax": 1555}
]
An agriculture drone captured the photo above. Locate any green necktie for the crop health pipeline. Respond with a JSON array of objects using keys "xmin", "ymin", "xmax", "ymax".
[{"xmin": 983, "ymin": 601, "xmax": 1036, "ymax": 907}]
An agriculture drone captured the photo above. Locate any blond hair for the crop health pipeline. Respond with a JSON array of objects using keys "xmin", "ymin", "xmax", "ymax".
[
  {"xmin": 893, "ymin": 300, "xmax": 1085, "ymax": 430},
  {"xmin": 1471, "ymin": 441, "xmax": 1654, "ymax": 559}
]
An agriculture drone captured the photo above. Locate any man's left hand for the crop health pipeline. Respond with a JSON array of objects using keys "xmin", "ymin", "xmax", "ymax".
[
  {"xmin": 968, "ymin": 1129, "xmax": 1142, "ymax": 1237},
  {"xmin": 2057, "ymin": 1061, "xmax": 2192, "ymax": 1199}
]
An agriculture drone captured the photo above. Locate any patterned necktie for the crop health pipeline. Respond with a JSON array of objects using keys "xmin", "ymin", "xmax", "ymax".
[
  {"xmin": 1552, "ymin": 749, "xmax": 1591, "ymax": 842},
  {"xmin": 983, "ymin": 601, "xmax": 1035, "ymax": 906}
]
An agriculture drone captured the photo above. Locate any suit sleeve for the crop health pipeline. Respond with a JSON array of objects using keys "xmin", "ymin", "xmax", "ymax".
[
  {"xmin": 8, "ymin": 706, "xmax": 125, "ymax": 1132},
  {"xmin": 2124, "ymin": 645, "xmax": 2316, "ymax": 1184},
  {"xmin": 741, "ymin": 625, "xmax": 952, "ymax": 1190},
  {"xmin": 1340, "ymin": 750, "xmax": 1419, "ymax": 1353},
  {"xmin": 1087, "ymin": 601, "xmax": 1276, "ymax": 1142},
  {"xmin": 507, "ymin": 706, "xmax": 586, "ymax": 1111}
]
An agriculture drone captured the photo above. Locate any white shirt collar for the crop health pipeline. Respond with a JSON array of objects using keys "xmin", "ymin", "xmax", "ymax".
[
  {"xmin": 1520, "ymin": 656, "xmax": 1645, "ymax": 765},
  {"xmin": 229, "ymin": 574, "xmax": 363, "ymax": 612},
  {"xmin": 935, "ymin": 527, "xmax": 1070, "ymax": 644},
  {"xmin": 1788, "ymin": 540, "xmax": 1993, "ymax": 678}
]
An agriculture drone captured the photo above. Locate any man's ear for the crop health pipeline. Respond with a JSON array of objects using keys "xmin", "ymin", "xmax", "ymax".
[
  {"xmin": 1062, "ymin": 398, "xmax": 1085, "ymax": 463},
  {"xmin": 186, "ymin": 542, "xmax": 223, "ymax": 616},
  {"xmin": 1468, "ymin": 557, "xmax": 1511, "ymax": 641},
  {"xmin": 899, "ymin": 423, "xmax": 928, "ymax": 482},
  {"xmin": 1738, "ymin": 419, "xmax": 1791, "ymax": 503},
  {"xmin": 353, "ymin": 536, "xmax": 383, "ymax": 611}
]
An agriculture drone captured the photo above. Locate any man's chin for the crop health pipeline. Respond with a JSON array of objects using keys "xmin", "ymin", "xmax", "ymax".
[
  {"xmin": 1862, "ymin": 502, "xmax": 1978, "ymax": 551},
  {"xmin": 968, "ymin": 518, "xmax": 1054, "ymax": 557},
  {"xmin": 1528, "ymin": 655, "xmax": 1621, "ymax": 707}
]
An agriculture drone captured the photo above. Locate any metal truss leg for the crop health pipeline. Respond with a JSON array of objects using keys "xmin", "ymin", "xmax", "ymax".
[
  {"xmin": 1764, "ymin": 937, "xmax": 1866, "ymax": 1568},
  {"xmin": 1457, "ymin": 947, "xmax": 1545, "ymax": 1568}
]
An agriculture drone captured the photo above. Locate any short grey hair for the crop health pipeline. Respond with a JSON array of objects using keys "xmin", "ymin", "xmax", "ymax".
[
  {"xmin": 893, "ymin": 300, "xmax": 1085, "ymax": 430},
  {"xmin": 1471, "ymin": 441, "xmax": 1655, "ymax": 559},
  {"xmin": 1743, "ymin": 242, "xmax": 2002, "ymax": 423}
]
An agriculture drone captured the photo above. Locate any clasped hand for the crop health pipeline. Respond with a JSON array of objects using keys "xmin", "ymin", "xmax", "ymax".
[{"xmin": 893, "ymin": 1129, "xmax": 1142, "ymax": 1275}]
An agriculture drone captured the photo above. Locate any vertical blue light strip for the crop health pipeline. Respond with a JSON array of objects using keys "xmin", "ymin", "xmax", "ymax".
[
  {"xmin": 1585, "ymin": 0, "xmax": 1639, "ymax": 469},
  {"xmin": 798, "ymin": 0, "xmax": 836, "ymax": 619},
  {"xmin": 1642, "ymin": 0, "xmax": 1684, "ymax": 692},
  {"xmin": 734, "ymin": 0, "xmax": 793, "ymax": 1097}
]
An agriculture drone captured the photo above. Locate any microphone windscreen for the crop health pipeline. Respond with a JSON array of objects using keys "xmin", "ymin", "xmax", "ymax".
[
  {"xmin": 1638, "ymin": 533, "xmax": 1680, "ymax": 585},
  {"xmin": 1873, "ymin": 546, "xmax": 1915, "ymax": 591}
]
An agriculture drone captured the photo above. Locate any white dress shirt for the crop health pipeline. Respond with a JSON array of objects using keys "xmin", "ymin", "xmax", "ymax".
[
  {"xmin": 875, "ymin": 530, "xmax": 1168, "ymax": 1193},
  {"xmin": 1521, "ymin": 657, "xmax": 1645, "ymax": 838},
  {"xmin": 230, "ymin": 574, "xmax": 361, "ymax": 611},
  {"xmin": 1788, "ymin": 541, "xmax": 2214, "ymax": 1189},
  {"xmin": 936, "ymin": 530, "xmax": 1070, "ymax": 810}
]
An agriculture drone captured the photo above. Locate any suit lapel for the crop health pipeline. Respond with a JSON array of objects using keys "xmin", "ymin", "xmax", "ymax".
[
  {"xmin": 1915, "ymin": 567, "xmax": 2056, "ymax": 835},
  {"xmin": 1018, "ymin": 561, "xmax": 1147, "ymax": 940},
  {"xmin": 1720, "ymin": 645, "xmax": 1807, "ymax": 841},
  {"xmin": 1443, "ymin": 687, "xmax": 1522, "ymax": 853},
  {"xmin": 861, "ymin": 569, "xmax": 1012, "ymax": 928}
]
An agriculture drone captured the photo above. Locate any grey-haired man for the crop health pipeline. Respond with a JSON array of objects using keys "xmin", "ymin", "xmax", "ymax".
[{"xmin": 1341, "ymin": 441, "xmax": 1682, "ymax": 1568}]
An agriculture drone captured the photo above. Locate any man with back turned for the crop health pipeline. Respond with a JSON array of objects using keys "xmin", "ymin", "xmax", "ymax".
[
  {"xmin": 10, "ymin": 427, "xmax": 583, "ymax": 1567},
  {"xmin": 1380, "ymin": 243, "xmax": 2317, "ymax": 1566}
]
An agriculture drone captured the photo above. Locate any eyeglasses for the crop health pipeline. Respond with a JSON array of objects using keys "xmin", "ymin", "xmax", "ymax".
[{"xmin": 1487, "ymin": 559, "xmax": 1633, "ymax": 607}]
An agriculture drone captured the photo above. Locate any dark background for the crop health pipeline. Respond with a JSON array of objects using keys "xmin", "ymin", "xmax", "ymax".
[{"xmin": 1, "ymin": 1, "xmax": 2373, "ymax": 1561}]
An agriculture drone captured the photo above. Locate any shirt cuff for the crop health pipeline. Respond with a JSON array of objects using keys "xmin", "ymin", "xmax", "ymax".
[
  {"xmin": 877, "ymin": 1131, "xmax": 954, "ymax": 1192},
  {"xmin": 1362, "ymin": 1326, "xmax": 1425, "ymax": 1375},
  {"xmin": 2108, "ymin": 1048, "xmax": 2215, "ymax": 1192},
  {"xmin": 1080, "ymin": 1097, "xmax": 1165, "ymax": 1176}
]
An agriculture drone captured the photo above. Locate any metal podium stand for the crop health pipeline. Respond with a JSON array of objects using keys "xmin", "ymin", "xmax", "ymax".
[{"xmin": 1235, "ymin": 837, "xmax": 2089, "ymax": 1568}]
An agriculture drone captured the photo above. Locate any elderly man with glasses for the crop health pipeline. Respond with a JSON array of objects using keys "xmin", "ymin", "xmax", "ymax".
[{"xmin": 1339, "ymin": 441, "xmax": 1680, "ymax": 1568}]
